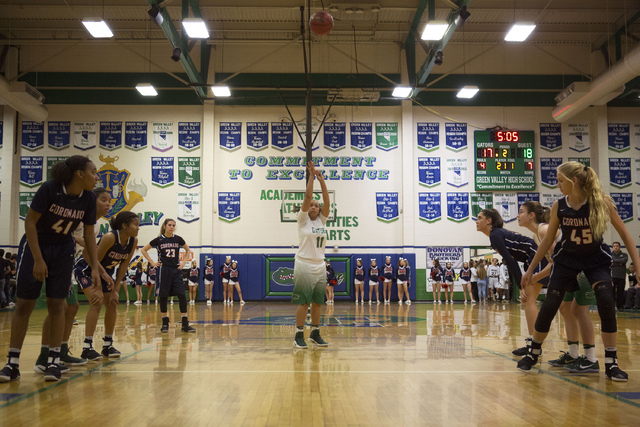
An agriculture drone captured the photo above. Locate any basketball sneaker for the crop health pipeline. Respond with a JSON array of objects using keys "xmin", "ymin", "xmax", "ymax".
[
  {"xmin": 81, "ymin": 347, "xmax": 103, "ymax": 361},
  {"xmin": 102, "ymin": 346, "xmax": 121, "ymax": 358},
  {"xmin": 161, "ymin": 323, "xmax": 169, "ymax": 333},
  {"xmin": 308, "ymin": 330, "xmax": 328, "ymax": 347},
  {"xmin": 182, "ymin": 325, "xmax": 196, "ymax": 333},
  {"xmin": 61, "ymin": 343, "xmax": 87, "ymax": 366},
  {"xmin": 563, "ymin": 356, "xmax": 599, "ymax": 373},
  {"xmin": 547, "ymin": 351, "xmax": 576, "ymax": 367},
  {"xmin": 43, "ymin": 364, "xmax": 62, "ymax": 382},
  {"xmin": 605, "ymin": 364, "xmax": 628, "ymax": 382},
  {"xmin": 294, "ymin": 332, "xmax": 308, "ymax": 349},
  {"xmin": 517, "ymin": 354, "xmax": 539, "ymax": 373},
  {"xmin": 35, "ymin": 361, "xmax": 69, "ymax": 374},
  {"xmin": 0, "ymin": 365, "xmax": 20, "ymax": 382}
]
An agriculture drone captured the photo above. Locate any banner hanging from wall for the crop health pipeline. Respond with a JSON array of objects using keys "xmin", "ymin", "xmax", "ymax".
[
  {"xmin": 47, "ymin": 121, "xmax": 70, "ymax": 150},
  {"xmin": 178, "ymin": 122, "xmax": 201, "ymax": 151},
  {"xmin": 177, "ymin": 192, "xmax": 200, "ymax": 223},
  {"xmin": 246, "ymin": 122, "xmax": 269, "ymax": 151},
  {"xmin": 46, "ymin": 156, "xmax": 69, "ymax": 181},
  {"xmin": 99, "ymin": 122, "xmax": 122, "ymax": 150},
  {"xmin": 324, "ymin": 122, "xmax": 346, "ymax": 151},
  {"xmin": 218, "ymin": 192, "xmax": 241, "ymax": 222},
  {"xmin": 220, "ymin": 122, "xmax": 242, "ymax": 151},
  {"xmin": 567, "ymin": 123, "xmax": 590, "ymax": 152},
  {"xmin": 608, "ymin": 123, "xmax": 630, "ymax": 152},
  {"xmin": 568, "ymin": 157, "xmax": 590, "ymax": 167},
  {"xmin": 446, "ymin": 158, "xmax": 468, "ymax": 187},
  {"xmin": 418, "ymin": 157, "xmax": 441, "ymax": 187},
  {"xmin": 22, "ymin": 121, "xmax": 44, "ymax": 150},
  {"xmin": 417, "ymin": 122, "xmax": 439, "ymax": 151},
  {"xmin": 296, "ymin": 121, "xmax": 320, "ymax": 152},
  {"xmin": 447, "ymin": 192, "xmax": 469, "ymax": 222},
  {"xmin": 73, "ymin": 122, "xmax": 97, "ymax": 150},
  {"xmin": 427, "ymin": 247, "xmax": 464, "ymax": 268},
  {"xmin": 19, "ymin": 192, "xmax": 36, "ymax": 220},
  {"xmin": 540, "ymin": 157, "xmax": 563, "ymax": 188},
  {"xmin": 178, "ymin": 157, "xmax": 201, "ymax": 188},
  {"xmin": 541, "ymin": 192, "xmax": 562, "ymax": 207},
  {"xmin": 125, "ymin": 122, "xmax": 148, "ymax": 150},
  {"xmin": 151, "ymin": 157, "xmax": 174, "ymax": 188},
  {"xmin": 539, "ymin": 123, "xmax": 562, "ymax": 151},
  {"xmin": 152, "ymin": 122, "xmax": 174, "ymax": 152},
  {"xmin": 445, "ymin": 123, "xmax": 467, "ymax": 151},
  {"xmin": 611, "ymin": 193, "xmax": 633, "ymax": 222},
  {"xmin": 272, "ymin": 122, "xmax": 294, "ymax": 151},
  {"xmin": 635, "ymin": 124, "xmax": 640, "ymax": 151},
  {"xmin": 609, "ymin": 158, "xmax": 631, "ymax": 188},
  {"xmin": 350, "ymin": 122, "xmax": 372, "ymax": 151},
  {"xmin": 635, "ymin": 159, "xmax": 640, "ymax": 185},
  {"xmin": 471, "ymin": 193, "xmax": 493, "ymax": 220},
  {"xmin": 375, "ymin": 122, "xmax": 398, "ymax": 151},
  {"xmin": 418, "ymin": 192, "xmax": 441, "ymax": 222},
  {"xmin": 20, "ymin": 156, "xmax": 44, "ymax": 187},
  {"xmin": 517, "ymin": 193, "xmax": 540, "ymax": 207},
  {"xmin": 376, "ymin": 192, "xmax": 399, "ymax": 222},
  {"xmin": 494, "ymin": 193, "xmax": 518, "ymax": 222}
]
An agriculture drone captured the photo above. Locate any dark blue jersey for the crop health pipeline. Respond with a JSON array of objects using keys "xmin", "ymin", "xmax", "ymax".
[
  {"xmin": 204, "ymin": 265, "xmax": 215, "ymax": 281},
  {"xmin": 189, "ymin": 267, "xmax": 200, "ymax": 283},
  {"xmin": 554, "ymin": 197, "xmax": 606, "ymax": 258},
  {"xmin": 444, "ymin": 267, "xmax": 455, "ymax": 282},
  {"xmin": 75, "ymin": 230, "xmax": 135, "ymax": 278},
  {"xmin": 397, "ymin": 266, "xmax": 410, "ymax": 281},
  {"xmin": 220, "ymin": 262, "xmax": 232, "ymax": 279},
  {"xmin": 29, "ymin": 181, "xmax": 97, "ymax": 244},
  {"xmin": 431, "ymin": 266, "xmax": 444, "ymax": 281},
  {"xmin": 368, "ymin": 266, "xmax": 380, "ymax": 281},
  {"xmin": 229, "ymin": 268, "xmax": 239, "ymax": 281},
  {"xmin": 149, "ymin": 234, "xmax": 186, "ymax": 268},
  {"xmin": 460, "ymin": 267, "xmax": 471, "ymax": 281},
  {"xmin": 382, "ymin": 263, "xmax": 394, "ymax": 279},
  {"xmin": 326, "ymin": 266, "xmax": 335, "ymax": 281},
  {"xmin": 354, "ymin": 265, "xmax": 365, "ymax": 281},
  {"xmin": 489, "ymin": 227, "xmax": 537, "ymax": 288},
  {"xmin": 134, "ymin": 268, "xmax": 143, "ymax": 286},
  {"xmin": 148, "ymin": 266, "xmax": 157, "ymax": 280}
]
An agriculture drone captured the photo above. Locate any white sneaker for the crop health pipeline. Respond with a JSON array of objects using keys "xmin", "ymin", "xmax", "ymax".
[
  {"xmin": 134, "ymin": 300, "xmax": 142, "ymax": 305},
  {"xmin": 355, "ymin": 300, "xmax": 359, "ymax": 304},
  {"xmin": 240, "ymin": 300, "xmax": 245, "ymax": 305},
  {"xmin": 471, "ymin": 300, "xmax": 476, "ymax": 303},
  {"xmin": 230, "ymin": 300, "xmax": 234, "ymax": 305},
  {"xmin": 155, "ymin": 300, "xmax": 158, "ymax": 305},
  {"xmin": 147, "ymin": 300, "xmax": 150, "ymax": 304},
  {"xmin": 126, "ymin": 300, "xmax": 130, "ymax": 305},
  {"xmin": 438, "ymin": 300, "xmax": 442, "ymax": 304},
  {"xmin": 361, "ymin": 300, "xmax": 364, "ymax": 305},
  {"xmin": 398, "ymin": 301, "xmax": 402, "ymax": 305},
  {"xmin": 207, "ymin": 300, "xmax": 212, "ymax": 306},
  {"xmin": 377, "ymin": 300, "xmax": 380, "ymax": 305},
  {"xmin": 406, "ymin": 300, "xmax": 411, "ymax": 305},
  {"xmin": 223, "ymin": 300, "xmax": 227, "ymax": 305},
  {"xmin": 170, "ymin": 300, "xmax": 174, "ymax": 305}
]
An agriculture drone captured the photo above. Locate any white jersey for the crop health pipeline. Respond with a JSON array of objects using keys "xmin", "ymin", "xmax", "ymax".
[
  {"xmin": 487, "ymin": 265, "xmax": 501, "ymax": 278},
  {"xmin": 296, "ymin": 210, "xmax": 327, "ymax": 262}
]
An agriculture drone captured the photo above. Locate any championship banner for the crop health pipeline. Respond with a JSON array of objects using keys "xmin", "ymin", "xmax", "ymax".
[
  {"xmin": 376, "ymin": 192, "xmax": 399, "ymax": 222},
  {"xmin": 417, "ymin": 122, "xmax": 439, "ymax": 151},
  {"xmin": 296, "ymin": 120, "xmax": 320, "ymax": 152},
  {"xmin": 540, "ymin": 123, "xmax": 562, "ymax": 152},
  {"xmin": 471, "ymin": 193, "xmax": 493, "ymax": 220},
  {"xmin": 635, "ymin": 124, "xmax": 640, "ymax": 151},
  {"xmin": 418, "ymin": 192, "xmax": 441, "ymax": 222},
  {"xmin": 445, "ymin": 122, "xmax": 467, "ymax": 151},
  {"xmin": 517, "ymin": 193, "xmax": 540, "ymax": 207},
  {"xmin": 567, "ymin": 123, "xmax": 590, "ymax": 152},
  {"xmin": 418, "ymin": 157, "xmax": 441, "ymax": 187},
  {"xmin": 177, "ymin": 192, "xmax": 200, "ymax": 223},
  {"xmin": 21, "ymin": 121, "xmax": 44, "ymax": 150},
  {"xmin": 247, "ymin": 122, "xmax": 269, "ymax": 151},
  {"xmin": 220, "ymin": 122, "xmax": 242, "ymax": 151},
  {"xmin": 446, "ymin": 158, "xmax": 469, "ymax": 187},
  {"xmin": 375, "ymin": 122, "xmax": 398, "ymax": 151},
  {"xmin": 636, "ymin": 159, "xmax": 640, "ymax": 185},
  {"xmin": 609, "ymin": 158, "xmax": 631, "ymax": 188},
  {"xmin": 427, "ymin": 247, "xmax": 463, "ymax": 268},
  {"xmin": 151, "ymin": 157, "xmax": 174, "ymax": 188},
  {"xmin": 611, "ymin": 193, "xmax": 633, "ymax": 223},
  {"xmin": 447, "ymin": 192, "xmax": 469, "ymax": 222},
  {"xmin": 280, "ymin": 190, "xmax": 336, "ymax": 222},
  {"xmin": 541, "ymin": 192, "xmax": 562, "ymax": 208},
  {"xmin": 46, "ymin": 156, "xmax": 69, "ymax": 181},
  {"xmin": 19, "ymin": 192, "xmax": 36, "ymax": 220},
  {"xmin": 178, "ymin": 122, "xmax": 201, "ymax": 151},
  {"xmin": 125, "ymin": 121, "xmax": 148, "ymax": 150},
  {"xmin": 271, "ymin": 122, "xmax": 294, "ymax": 151},
  {"xmin": 20, "ymin": 156, "xmax": 44, "ymax": 187},
  {"xmin": 178, "ymin": 157, "xmax": 201, "ymax": 188},
  {"xmin": 350, "ymin": 122, "xmax": 373, "ymax": 151},
  {"xmin": 99, "ymin": 121, "xmax": 122, "ymax": 150},
  {"xmin": 608, "ymin": 123, "xmax": 630, "ymax": 152},
  {"xmin": 47, "ymin": 121, "xmax": 70, "ymax": 150},
  {"xmin": 73, "ymin": 122, "xmax": 97, "ymax": 150},
  {"xmin": 152, "ymin": 122, "xmax": 174, "ymax": 152},
  {"xmin": 494, "ymin": 193, "xmax": 518, "ymax": 223},
  {"xmin": 324, "ymin": 122, "xmax": 346, "ymax": 151},
  {"xmin": 218, "ymin": 192, "xmax": 241, "ymax": 222},
  {"xmin": 568, "ymin": 157, "xmax": 590, "ymax": 168},
  {"xmin": 540, "ymin": 157, "xmax": 562, "ymax": 188}
]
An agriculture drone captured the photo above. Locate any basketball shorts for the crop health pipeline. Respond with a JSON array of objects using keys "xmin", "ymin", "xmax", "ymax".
[
  {"xmin": 157, "ymin": 266, "xmax": 185, "ymax": 298},
  {"xmin": 291, "ymin": 258, "xmax": 325, "ymax": 305},
  {"xmin": 563, "ymin": 273, "xmax": 597, "ymax": 306},
  {"xmin": 499, "ymin": 279, "xmax": 510, "ymax": 290},
  {"xmin": 73, "ymin": 258, "xmax": 113, "ymax": 294},
  {"xmin": 488, "ymin": 278, "xmax": 500, "ymax": 289},
  {"xmin": 548, "ymin": 258, "xmax": 611, "ymax": 297}
]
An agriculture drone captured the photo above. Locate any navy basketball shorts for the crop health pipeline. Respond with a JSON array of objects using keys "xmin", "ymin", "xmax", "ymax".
[
  {"xmin": 73, "ymin": 258, "xmax": 112, "ymax": 294},
  {"xmin": 548, "ymin": 260, "xmax": 611, "ymax": 294},
  {"xmin": 157, "ymin": 266, "xmax": 185, "ymax": 298}
]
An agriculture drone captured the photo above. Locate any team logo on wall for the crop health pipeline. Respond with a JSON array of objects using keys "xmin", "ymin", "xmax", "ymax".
[
  {"xmin": 272, "ymin": 267, "xmax": 295, "ymax": 286},
  {"xmin": 96, "ymin": 154, "xmax": 148, "ymax": 219}
]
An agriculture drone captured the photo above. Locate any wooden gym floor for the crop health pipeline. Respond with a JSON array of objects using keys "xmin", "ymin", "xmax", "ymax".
[{"xmin": 1, "ymin": 301, "xmax": 640, "ymax": 426}]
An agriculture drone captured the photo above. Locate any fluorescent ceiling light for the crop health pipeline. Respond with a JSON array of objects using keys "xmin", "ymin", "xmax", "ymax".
[
  {"xmin": 183, "ymin": 18, "xmax": 209, "ymax": 39},
  {"xmin": 456, "ymin": 85, "xmax": 479, "ymax": 99},
  {"xmin": 504, "ymin": 22, "xmax": 536, "ymax": 42},
  {"xmin": 421, "ymin": 21, "xmax": 448, "ymax": 40},
  {"xmin": 136, "ymin": 83, "xmax": 158, "ymax": 96},
  {"xmin": 82, "ymin": 19, "xmax": 113, "ymax": 38},
  {"xmin": 211, "ymin": 85, "xmax": 231, "ymax": 97},
  {"xmin": 392, "ymin": 86, "xmax": 413, "ymax": 98}
]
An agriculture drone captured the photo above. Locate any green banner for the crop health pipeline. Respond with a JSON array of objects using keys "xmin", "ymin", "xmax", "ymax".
[
  {"xmin": 178, "ymin": 157, "xmax": 201, "ymax": 188},
  {"xmin": 19, "ymin": 192, "xmax": 37, "ymax": 220},
  {"xmin": 471, "ymin": 193, "xmax": 494, "ymax": 220},
  {"xmin": 46, "ymin": 156, "xmax": 69, "ymax": 181},
  {"xmin": 568, "ymin": 157, "xmax": 590, "ymax": 168},
  {"xmin": 375, "ymin": 122, "xmax": 398, "ymax": 151}
]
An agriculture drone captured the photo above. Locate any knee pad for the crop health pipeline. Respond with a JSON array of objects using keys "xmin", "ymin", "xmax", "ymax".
[
  {"xmin": 534, "ymin": 288, "xmax": 565, "ymax": 333},
  {"xmin": 594, "ymin": 282, "xmax": 617, "ymax": 333}
]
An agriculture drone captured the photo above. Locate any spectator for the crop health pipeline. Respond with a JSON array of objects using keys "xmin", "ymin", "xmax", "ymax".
[
  {"xmin": 623, "ymin": 263, "xmax": 639, "ymax": 310},
  {"xmin": 611, "ymin": 242, "xmax": 628, "ymax": 310}
]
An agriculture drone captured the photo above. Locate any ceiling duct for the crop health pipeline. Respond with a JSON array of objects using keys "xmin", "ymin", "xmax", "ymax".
[
  {"xmin": 327, "ymin": 89, "xmax": 380, "ymax": 102},
  {"xmin": 0, "ymin": 76, "xmax": 48, "ymax": 122}
]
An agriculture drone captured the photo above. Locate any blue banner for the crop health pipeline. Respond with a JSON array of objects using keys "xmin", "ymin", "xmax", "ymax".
[
  {"xmin": 47, "ymin": 121, "xmax": 70, "ymax": 150},
  {"xmin": 220, "ymin": 122, "xmax": 242, "ymax": 151},
  {"xmin": 540, "ymin": 123, "xmax": 562, "ymax": 151},
  {"xmin": 99, "ymin": 121, "xmax": 122, "ymax": 150},
  {"xmin": 447, "ymin": 192, "xmax": 469, "ymax": 222},
  {"xmin": 418, "ymin": 157, "xmax": 441, "ymax": 187},
  {"xmin": 540, "ymin": 157, "xmax": 563, "ymax": 188},
  {"xmin": 271, "ymin": 122, "xmax": 294, "ymax": 151},
  {"xmin": 20, "ymin": 156, "xmax": 44, "ymax": 187},
  {"xmin": 418, "ymin": 192, "xmax": 441, "ymax": 222},
  {"xmin": 178, "ymin": 122, "xmax": 201, "ymax": 151},
  {"xmin": 517, "ymin": 193, "xmax": 540, "ymax": 207},
  {"xmin": 611, "ymin": 193, "xmax": 633, "ymax": 222},
  {"xmin": 125, "ymin": 121, "xmax": 147, "ymax": 151},
  {"xmin": 218, "ymin": 192, "xmax": 241, "ymax": 222},
  {"xmin": 609, "ymin": 158, "xmax": 631, "ymax": 188},
  {"xmin": 608, "ymin": 123, "xmax": 630, "ymax": 152},
  {"xmin": 376, "ymin": 192, "xmax": 399, "ymax": 222},
  {"xmin": 324, "ymin": 122, "xmax": 346, "ymax": 151},
  {"xmin": 417, "ymin": 122, "xmax": 439, "ymax": 151},
  {"xmin": 350, "ymin": 122, "xmax": 372, "ymax": 151},
  {"xmin": 445, "ymin": 122, "xmax": 467, "ymax": 151},
  {"xmin": 247, "ymin": 122, "xmax": 269, "ymax": 151},
  {"xmin": 22, "ymin": 121, "xmax": 44, "ymax": 150},
  {"xmin": 151, "ymin": 157, "xmax": 174, "ymax": 188}
]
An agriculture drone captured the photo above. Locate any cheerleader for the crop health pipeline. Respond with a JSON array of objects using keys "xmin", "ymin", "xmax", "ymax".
[
  {"xmin": 487, "ymin": 258, "xmax": 501, "ymax": 301},
  {"xmin": 188, "ymin": 261, "xmax": 199, "ymax": 305},
  {"xmin": 396, "ymin": 258, "xmax": 411, "ymax": 305},
  {"xmin": 460, "ymin": 262, "xmax": 473, "ymax": 303},
  {"xmin": 382, "ymin": 256, "xmax": 394, "ymax": 304},
  {"xmin": 325, "ymin": 260, "xmax": 335, "ymax": 304},
  {"xmin": 146, "ymin": 264, "xmax": 158, "ymax": 304},
  {"xmin": 203, "ymin": 258, "xmax": 214, "ymax": 305},
  {"xmin": 443, "ymin": 262, "xmax": 455, "ymax": 304},
  {"xmin": 220, "ymin": 256, "xmax": 232, "ymax": 304},
  {"xmin": 228, "ymin": 260, "xmax": 244, "ymax": 305},
  {"xmin": 368, "ymin": 259, "xmax": 381, "ymax": 305},
  {"xmin": 133, "ymin": 262, "xmax": 144, "ymax": 305},
  {"xmin": 353, "ymin": 258, "xmax": 365, "ymax": 304},
  {"xmin": 431, "ymin": 259, "xmax": 444, "ymax": 303}
]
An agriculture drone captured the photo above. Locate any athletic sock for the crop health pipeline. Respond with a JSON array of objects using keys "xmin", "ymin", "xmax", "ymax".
[
  {"xmin": 47, "ymin": 347, "xmax": 61, "ymax": 366},
  {"xmin": 584, "ymin": 344, "xmax": 597, "ymax": 363},
  {"xmin": 311, "ymin": 325, "xmax": 319, "ymax": 331},
  {"xmin": 567, "ymin": 341, "xmax": 579, "ymax": 358},
  {"xmin": 83, "ymin": 337, "xmax": 93, "ymax": 349},
  {"xmin": 7, "ymin": 348, "xmax": 20, "ymax": 367},
  {"xmin": 604, "ymin": 347, "xmax": 617, "ymax": 366}
]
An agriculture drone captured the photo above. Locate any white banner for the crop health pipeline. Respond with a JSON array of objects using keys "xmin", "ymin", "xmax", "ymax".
[
  {"xmin": 541, "ymin": 192, "xmax": 563, "ymax": 208},
  {"xmin": 446, "ymin": 158, "xmax": 469, "ymax": 187},
  {"xmin": 567, "ymin": 122, "xmax": 590, "ymax": 152},
  {"xmin": 177, "ymin": 192, "xmax": 200, "ymax": 223},
  {"xmin": 152, "ymin": 122, "xmax": 175, "ymax": 152},
  {"xmin": 73, "ymin": 122, "xmax": 97, "ymax": 150},
  {"xmin": 494, "ymin": 193, "xmax": 518, "ymax": 223}
]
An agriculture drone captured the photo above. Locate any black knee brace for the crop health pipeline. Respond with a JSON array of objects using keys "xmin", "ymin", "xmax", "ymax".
[
  {"xmin": 594, "ymin": 281, "xmax": 617, "ymax": 333},
  {"xmin": 159, "ymin": 297, "xmax": 168, "ymax": 312},
  {"xmin": 534, "ymin": 288, "xmax": 565, "ymax": 333},
  {"xmin": 177, "ymin": 293, "xmax": 188, "ymax": 313}
]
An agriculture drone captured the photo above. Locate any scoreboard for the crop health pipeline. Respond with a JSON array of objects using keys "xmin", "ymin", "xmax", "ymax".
[{"xmin": 474, "ymin": 130, "xmax": 535, "ymax": 191}]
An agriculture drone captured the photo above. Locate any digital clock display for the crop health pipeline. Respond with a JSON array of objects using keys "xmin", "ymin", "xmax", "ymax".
[{"xmin": 474, "ymin": 130, "xmax": 536, "ymax": 191}]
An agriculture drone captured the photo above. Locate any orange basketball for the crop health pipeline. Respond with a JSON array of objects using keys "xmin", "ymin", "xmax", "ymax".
[{"xmin": 309, "ymin": 11, "xmax": 334, "ymax": 36}]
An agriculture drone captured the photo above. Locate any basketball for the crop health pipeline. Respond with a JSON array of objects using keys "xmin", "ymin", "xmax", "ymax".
[{"xmin": 309, "ymin": 10, "xmax": 334, "ymax": 36}]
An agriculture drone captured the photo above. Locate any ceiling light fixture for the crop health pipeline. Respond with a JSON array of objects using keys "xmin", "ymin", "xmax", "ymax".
[
  {"xmin": 504, "ymin": 22, "xmax": 536, "ymax": 42},
  {"xmin": 211, "ymin": 85, "xmax": 231, "ymax": 97},
  {"xmin": 182, "ymin": 18, "xmax": 209, "ymax": 39},
  {"xmin": 392, "ymin": 86, "xmax": 413, "ymax": 98},
  {"xmin": 421, "ymin": 20, "xmax": 448, "ymax": 40},
  {"xmin": 136, "ymin": 83, "xmax": 158, "ymax": 96},
  {"xmin": 82, "ymin": 19, "xmax": 113, "ymax": 38},
  {"xmin": 456, "ymin": 85, "xmax": 479, "ymax": 99}
]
